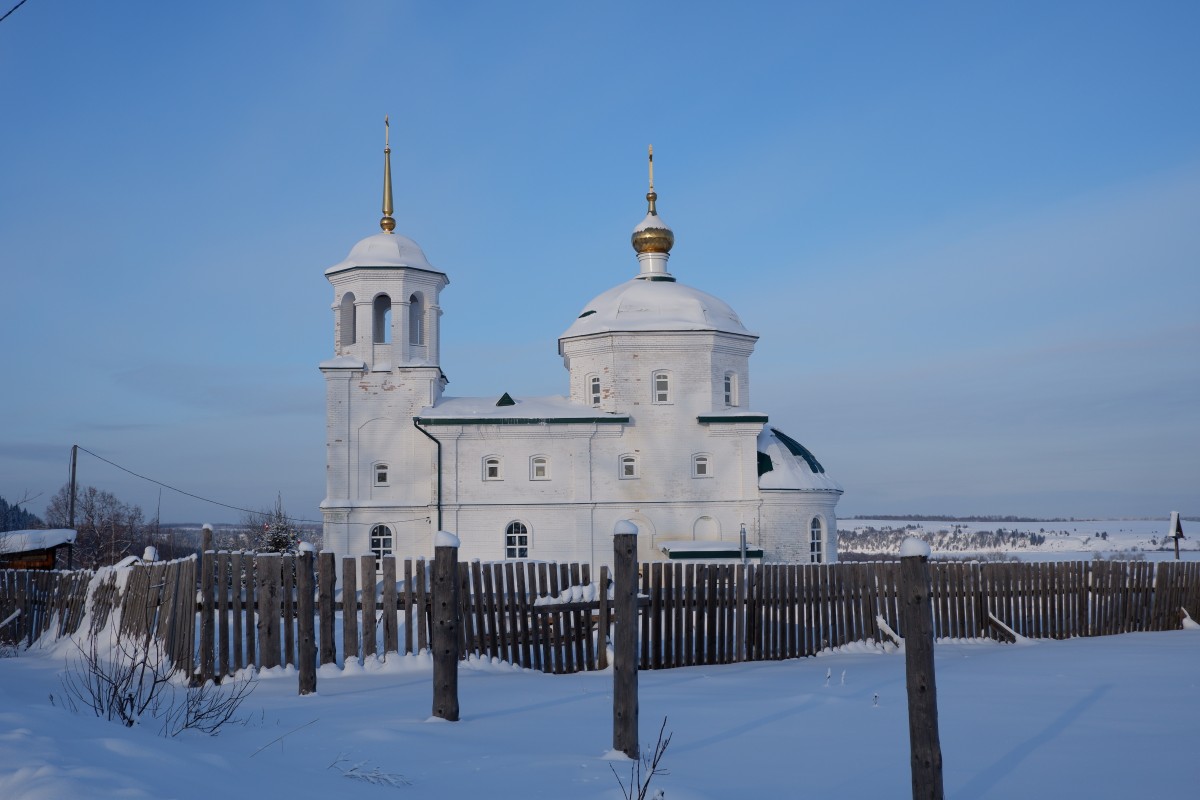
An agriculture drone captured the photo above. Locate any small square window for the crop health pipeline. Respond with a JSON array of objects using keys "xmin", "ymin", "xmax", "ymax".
[
  {"xmin": 693, "ymin": 455, "xmax": 710, "ymax": 478},
  {"xmin": 374, "ymin": 464, "xmax": 389, "ymax": 486},
  {"xmin": 620, "ymin": 455, "xmax": 638, "ymax": 479},
  {"xmin": 484, "ymin": 457, "xmax": 502, "ymax": 480},
  {"xmin": 531, "ymin": 456, "xmax": 549, "ymax": 480}
]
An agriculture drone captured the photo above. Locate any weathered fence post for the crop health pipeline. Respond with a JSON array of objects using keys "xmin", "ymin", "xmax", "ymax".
[
  {"xmin": 199, "ymin": 540, "xmax": 215, "ymax": 684},
  {"xmin": 297, "ymin": 545, "xmax": 317, "ymax": 695},
  {"xmin": 899, "ymin": 538, "xmax": 943, "ymax": 800},
  {"xmin": 612, "ymin": 519, "xmax": 639, "ymax": 759},
  {"xmin": 431, "ymin": 531, "xmax": 460, "ymax": 722}
]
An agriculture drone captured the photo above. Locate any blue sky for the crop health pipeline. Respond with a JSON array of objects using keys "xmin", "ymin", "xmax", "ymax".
[{"xmin": 1, "ymin": 1, "xmax": 1197, "ymax": 524}]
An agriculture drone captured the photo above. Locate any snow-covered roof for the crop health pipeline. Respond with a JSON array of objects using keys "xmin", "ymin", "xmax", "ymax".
[
  {"xmin": 560, "ymin": 277, "xmax": 754, "ymax": 340},
  {"xmin": 756, "ymin": 428, "xmax": 843, "ymax": 492},
  {"xmin": 1, "ymin": 529, "xmax": 76, "ymax": 553},
  {"xmin": 634, "ymin": 211, "xmax": 671, "ymax": 233},
  {"xmin": 417, "ymin": 394, "xmax": 628, "ymax": 424},
  {"xmin": 325, "ymin": 231, "xmax": 442, "ymax": 276},
  {"xmin": 318, "ymin": 355, "xmax": 367, "ymax": 370}
]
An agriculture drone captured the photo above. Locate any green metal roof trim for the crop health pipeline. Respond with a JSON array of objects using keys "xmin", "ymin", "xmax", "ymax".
[
  {"xmin": 635, "ymin": 274, "xmax": 677, "ymax": 282},
  {"xmin": 757, "ymin": 451, "xmax": 774, "ymax": 477},
  {"xmin": 324, "ymin": 264, "xmax": 448, "ymax": 279},
  {"xmin": 697, "ymin": 414, "xmax": 769, "ymax": 424},
  {"xmin": 577, "ymin": 309, "xmax": 597, "ymax": 319},
  {"xmin": 665, "ymin": 549, "xmax": 763, "ymax": 560},
  {"xmin": 414, "ymin": 415, "xmax": 630, "ymax": 426},
  {"xmin": 770, "ymin": 427, "xmax": 826, "ymax": 474}
]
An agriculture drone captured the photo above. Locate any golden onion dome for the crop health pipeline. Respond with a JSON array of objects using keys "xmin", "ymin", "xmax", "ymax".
[{"xmin": 631, "ymin": 190, "xmax": 675, "ymax": 254}]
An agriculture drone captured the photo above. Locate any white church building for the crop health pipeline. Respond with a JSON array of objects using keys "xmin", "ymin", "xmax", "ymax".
[{"xmin": 319, "ymin": 139, "xmax": 842, "ymax": 568}]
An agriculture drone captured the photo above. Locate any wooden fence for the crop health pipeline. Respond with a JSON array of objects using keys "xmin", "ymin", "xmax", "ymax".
[
  {"xmin": 0, "ymin": 559, "xmax": 196, "ymax": 672},
  {"xmin": 4, "ymin": 556, "xmax": 1199, "ymax": 680}
]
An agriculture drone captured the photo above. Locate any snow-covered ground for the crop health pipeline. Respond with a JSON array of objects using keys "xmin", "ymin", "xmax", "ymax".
[
  {"xmin": 840, "ymin": 517, "xmax": 1197, "ymax": 561},
  {"xmin": 2, "ymin": 627, "xmax": 1198, "ymax": 798}
]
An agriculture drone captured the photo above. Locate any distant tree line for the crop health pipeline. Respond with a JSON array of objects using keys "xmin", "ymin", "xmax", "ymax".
[
  {"xmin": 838, "ymin": 526, "xmax": 1048, "ymax": 554},
  {"xmin": 848, "ymin": 514, "xmax": 1078, "ymax": 523},
  {"xmin": 0, "ymin": 494, "xmax": 44, "ymax": 532}
]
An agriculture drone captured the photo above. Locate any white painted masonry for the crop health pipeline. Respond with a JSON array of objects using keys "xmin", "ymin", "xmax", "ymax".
[{"xmin": 320, "ymin": 180, "xmax": 842, "ymax": 569}]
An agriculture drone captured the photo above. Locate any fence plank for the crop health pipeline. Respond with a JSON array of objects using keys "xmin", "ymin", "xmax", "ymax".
[
  {"xmin": 597, "ymin": 565, "xmax": 610, "ymax": 671},
  {"xmin": 514, "ymin": 561, "xmax": 532, "ymax": 669},
  {"xmin": 343, "ymin": 557, "xmax": 358, "ymax": 666},
  {"xmin": 361, "ymin": 556, "xmax": 377, "ymax": 659},
  {"xmin": 415, "ymin": 561, "xmax": 429, "ymax": 652},
  {"xmin": 381, "ymin": 556, "xmax": 397, "ymax": 656},
  {"xmin": 403, "ymin": 558, "xmax": 414, "ymax": 656},
  {"xmin": 319, "ymin": 552, "xmax": 337, "ymax": 665},
  {"xmin": 639, "ymin": 564, "xmax": 650, "ymax": 671},
  {"xmin": 649, "ymin": 563, "xmax": 663, "ymax": 669},
  {"xmin": 229, "ymin": 552, "xmax": 244, "ymax": 670},
  {"xmin": 282, "ymin": 554, "xmax": 296, "ymax": 668},
  {"xmin": 297, "ymin": 551, "xmax": 316, "ymax": 695}
]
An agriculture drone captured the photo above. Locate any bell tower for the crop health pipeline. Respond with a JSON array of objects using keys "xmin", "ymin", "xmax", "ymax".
[{"xmin": 319, "ymin": 117, "xmax": 449, "ymax": 554}]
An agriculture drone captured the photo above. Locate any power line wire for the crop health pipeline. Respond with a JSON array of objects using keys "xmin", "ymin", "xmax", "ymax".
[
  {"xmin": 0, "ymin": 0, "xmax": 30, "ymax": 25},
  {"xmin": 71, "ymin": 445, "xmax": 428, "ymax": 528}
]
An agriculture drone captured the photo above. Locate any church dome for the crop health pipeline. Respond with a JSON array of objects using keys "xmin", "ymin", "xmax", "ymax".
[
  {"xmin": 631, "ymin": 195, "xmax": 674, "ymax": 254},
  {"xmin": 756, "ymin": 428, "xmax": 843, "ymax": 492},
  {"xmin": 560, "ymin": 277, "xmax": 752, "ymax": 339},
  {"xmin": 325, "ymin": 231, "xmax": 438, "ymax": 275}
]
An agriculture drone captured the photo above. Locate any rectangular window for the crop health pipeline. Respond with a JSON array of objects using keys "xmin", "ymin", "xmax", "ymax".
[
  {"xmin": 653, "ymin": 372, "xmax": 669, "ymax": 404},
  {"xmin": 620, "ymin": 456, "xmax": 638, "ymax": 479},
  {"xmin": 693, "ymin": 455, "xmax": 709, "ymax": 477},
  {"xmin": 484, "ymin": 458, "xmax": 502, "ymax": 480},
  {"xmin": 724, "ymin": 374, "xmax": 734, "ymax": 406},
  {"xmin": 589, "ymin": 376, "xmax": 601, "ymax": 407},
  {"xmin": 531, "ymin": 457, "xmax": 549, "ymax": 480},
  {"xmin": 374, "ymin": 464, "xmax": 389, "ymax": 486}
]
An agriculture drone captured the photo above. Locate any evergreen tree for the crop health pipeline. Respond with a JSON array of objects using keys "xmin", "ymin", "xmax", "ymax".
[{"xmin": 0, "ymin": 495, "xmax": 44, "ymax": 532}]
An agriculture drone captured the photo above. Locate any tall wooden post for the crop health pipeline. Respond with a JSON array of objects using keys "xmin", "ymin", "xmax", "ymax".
[
  {"xmin": 432, "ymin": 532, "xmax": 460, "ymax": 721},
  {"xmin": 900, "ymin": 539, "xmax": 943, "ymax": 800},
  {"xmin": 297, "ymin": 547, "xmax": 317, "ymax": 695},
  {"xmin": 612, "ymin": 519, "xmax": 639, "ymax": 759},
  {"xmin": 199, "ymin": 544, "xmax": 215, "ymax": 684}
]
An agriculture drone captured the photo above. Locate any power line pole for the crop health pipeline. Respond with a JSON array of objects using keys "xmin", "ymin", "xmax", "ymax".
[{"xmin": 67, "ymin": 445, "xmax": 78, "ymax": 569}]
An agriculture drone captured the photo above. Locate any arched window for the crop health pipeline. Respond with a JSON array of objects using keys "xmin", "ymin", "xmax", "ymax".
[
  {"xmin": 619, "ymin": 454, "xmax": 638, "ymax": 479},
  {"xmin": 692, "ymin": 454, "xmax": 711, "ymax": 478},
  {"xmin": 505, "ymin": 521, "xmax": 529, "ymax": 558},
  {"xmin": 530, "ymin": 456, "xmax": 549, "ymax": 480},
  {"xmin": 810, "ymin": 517, "xmax": 823, "ymax": 563},
  {"xmin": 724, "ymin": 372, "xmax": 738, "ymax": 407},
  {"xmin": 483, "ymin": 456, "xmax": 502, "ymax": 480},
  {"xmin": 409, "ymin": 293, "xmax": 424, "ymax": 345},
  {"xmin": 652, "ymin": 371, "xmax": 670, "ymax": 404},
  {"xmin": 374, "ymin": 463, "xmax": 390, "ymax": 486},
  {"xmin": 373, "ymin": 294, "xmax": 392, "ymax": 344},
  {"xmin": 370, "ymin": 524, "xmax": 393, "ymax": 569},
  {"xmin": 339, "ymin": 292, "xmax": 357, "ymax": 347},
  {"xmin": 588, "ymin": 374, "xmax": 601, "ymax": 407}
]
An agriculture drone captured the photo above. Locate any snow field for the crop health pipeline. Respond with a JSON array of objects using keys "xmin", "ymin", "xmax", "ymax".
[{"xmin": 1, "ymin": 628, "xmax": 1197, "ymax": 798}]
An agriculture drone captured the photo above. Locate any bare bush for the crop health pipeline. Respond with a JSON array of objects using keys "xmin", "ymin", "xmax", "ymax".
[
  {"xmin": 59, "ymin": 629, "xmax": 172, "ymax": 726},
  {"xmin": 611, "ymin": 716, "xmax": 672, "ymax": 800},
  {"xmin": 58, "ymin": 628, "xmax": 255, "ymax": 736}
]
